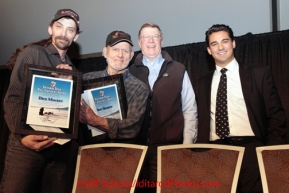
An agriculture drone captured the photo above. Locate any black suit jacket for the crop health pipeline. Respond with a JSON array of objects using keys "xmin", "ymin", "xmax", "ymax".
[{"xmin": 196, "ymin": 64, "xmax": 287, "ymax": 145}]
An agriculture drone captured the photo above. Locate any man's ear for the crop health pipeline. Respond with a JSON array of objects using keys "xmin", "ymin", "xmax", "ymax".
[
  {"xmin": 48, "ymin": 26, "xmax": 52, "ymax": 36},
  {"xmin": 233, "ymin": 40, "xmax": 236, "ymax": 49},
  {"xmin": 103, "ymin": 47, "xmax": 107, "ymax": 58},
  {"xmin": 73, "ymin": 34, "xmax": 79, "ymax": 42},
  {"xmin": 130, "ymin": 50, "xmax": 134, "ymax": 60},
  {"xmin": 207, "ymin": 47, "xmax": 212, "ymax": 55},
  {"xmin": 138, "ymin": 39, "xmax": 141, "ymax": 50}
]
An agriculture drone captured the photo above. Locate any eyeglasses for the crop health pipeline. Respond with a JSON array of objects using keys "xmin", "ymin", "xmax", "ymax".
[{"xmin": 140, "ymin": 34, "xmax": 161, "ymax": 40}]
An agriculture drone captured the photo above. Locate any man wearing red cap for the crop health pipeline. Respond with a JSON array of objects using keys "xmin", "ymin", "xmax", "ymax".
[{"xmin": 1, "ymin": 9, "xmax": 80, "ymax": 193}]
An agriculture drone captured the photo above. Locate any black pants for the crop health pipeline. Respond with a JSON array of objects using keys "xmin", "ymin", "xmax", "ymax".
[
  {"xmin": 210, "ymin": 137, "xmax": 264, "ymax": 193},
  {"xmin": 135, "ymin": 144, "xmax": 158, "ymax": 193},
  {"xmin": 0, "ymin": 134, "xmax": 78, "ymax": 193}
]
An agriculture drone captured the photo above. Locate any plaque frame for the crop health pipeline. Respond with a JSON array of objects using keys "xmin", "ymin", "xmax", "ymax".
[
  {"xmin": 82, "ymin": 74, "xmax": 128, "ymax": 120},
  {"xmin": 15, "ymin": 64, "xmax": 82, "ymax": 139}
]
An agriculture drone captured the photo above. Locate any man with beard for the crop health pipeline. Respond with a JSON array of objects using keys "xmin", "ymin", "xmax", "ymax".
[
  {"xmin": 1, "ymin": 9, "xmax": 81, "ymax": 193},
  {"xmin": 79, "ymin": 31, "xmax": 149, "ymax": 144}
]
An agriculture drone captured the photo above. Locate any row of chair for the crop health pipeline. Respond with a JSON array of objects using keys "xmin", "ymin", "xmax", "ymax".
[{"xmin": 72, "ymin": 143, "xmax": 289, "ymax": 193}]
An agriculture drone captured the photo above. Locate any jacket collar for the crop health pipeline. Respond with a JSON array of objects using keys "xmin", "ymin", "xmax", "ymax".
[{"xmin": 239, "ymin": 64, "xmax": 251, "ymax": 104}]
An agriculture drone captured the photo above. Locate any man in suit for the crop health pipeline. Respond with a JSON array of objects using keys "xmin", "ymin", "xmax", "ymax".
[{"xmin": 196, "ymin": 24, "xmax": 287, "ymax": 193}]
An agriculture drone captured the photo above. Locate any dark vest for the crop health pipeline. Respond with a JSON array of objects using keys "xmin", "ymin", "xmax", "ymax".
[{"xmin": 130, "ymin": 51, "xmax": 185, "ymax": 145}]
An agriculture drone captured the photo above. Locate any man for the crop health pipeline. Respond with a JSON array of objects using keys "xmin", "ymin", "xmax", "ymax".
[
  {"xmin": 1, "ymin": 9, "xmax": 81, "ymax": 193},
  {"xmin": 129, "ymin": 23, "xmax": 198, "ymax": 188},
  {"xmin": 196, "ymin": 24, "xmax": 287, "ymax": 193},
  {"xmin": 79, "ymin": 30, "xmax": 149, "ymax": 144}
]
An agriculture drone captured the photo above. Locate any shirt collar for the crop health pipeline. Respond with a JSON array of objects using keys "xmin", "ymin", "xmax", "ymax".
[
  {"xmin": 104, "ymin": 67, "xmax": 128, "ymax": 77},
  {"xmin": 215, "ymin": 58, "xmax": 238, "ymax": 75},
  {"xmin": 142, "ymin": 54, "xmax": 163, "ymax": 66},
  {"xmin": 46, "ymin": 43, "xmax": 72, "ymax": 64},
  {"xmin": 46, "ymin": 43, "xmax": 59, "ymax": 55}
]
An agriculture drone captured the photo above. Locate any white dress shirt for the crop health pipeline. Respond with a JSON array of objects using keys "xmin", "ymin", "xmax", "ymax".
[{"xmin": 210, "ymin": 58, "xmax": 255, "ymax": 141}]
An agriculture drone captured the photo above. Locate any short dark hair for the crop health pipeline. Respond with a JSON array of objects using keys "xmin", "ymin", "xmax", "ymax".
[{"xmin": 205, "ymin": 24, "xmax": 234, "ymax": 47}]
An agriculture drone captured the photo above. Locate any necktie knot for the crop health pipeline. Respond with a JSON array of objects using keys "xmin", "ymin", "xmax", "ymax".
[{"xmin": 220, "ymin": 68, "xmax": 228, "ymax": 75}]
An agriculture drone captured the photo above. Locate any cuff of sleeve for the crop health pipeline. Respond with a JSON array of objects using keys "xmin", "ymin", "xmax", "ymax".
[
  {"xmin": 183, "ymin": 136, "xmax": 197, "ymax": 144},
  {"xmin": 19, "ymin": 134, "xmax": 26, "ymax": 142}
]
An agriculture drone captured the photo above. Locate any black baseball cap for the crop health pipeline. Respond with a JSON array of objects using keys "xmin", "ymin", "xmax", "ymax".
[
  {"xmin": 51, "ymin": 9, "xmax": 80, "ymax": 30},
  {"xmin": 106, "ymin": 31, "xmax": 133, "ymax": 46}
]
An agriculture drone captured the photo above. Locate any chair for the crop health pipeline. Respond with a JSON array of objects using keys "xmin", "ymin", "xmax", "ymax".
[
  {"xmin": 256, "ymin": 145, "xmax": 289, "ymax": 193},
  {"xmin": 157, "ymin": 144, "xmax": 245, "ymax": 193},
  {"xmin": 72, "ymin": 143, "xmax": 147, "ymax": 193}
]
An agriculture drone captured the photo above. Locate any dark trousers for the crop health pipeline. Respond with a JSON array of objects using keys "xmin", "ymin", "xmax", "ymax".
[
  {"xmin": 210, "ymin": 137, "xmax": 264, "ymax": 193},
  {"xmin": 135, "ymin": 144, "xmax": 158, "ymax": 193},
  {"xmin": 0, "ymin": 134, "xmax": 77, "ymax": 193}
]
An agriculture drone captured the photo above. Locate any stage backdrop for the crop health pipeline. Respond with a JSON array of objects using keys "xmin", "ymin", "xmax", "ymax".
[{"xmin": 1, "ymin": 29, "xmax": 289, "ymax": 185}]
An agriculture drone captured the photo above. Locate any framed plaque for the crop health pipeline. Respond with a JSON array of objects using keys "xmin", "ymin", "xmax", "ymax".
[
  {"xmin": 81, "ymin": 74, "xmax": 128, "ymax": 136},
  {"xmin": 15, "ymin": 64, "xmax": 82, "ymax": 139}
]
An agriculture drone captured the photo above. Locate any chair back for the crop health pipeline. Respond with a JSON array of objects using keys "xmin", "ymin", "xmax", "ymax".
[
  {"xmin": 72, "ymin": 143, "xmax": 147, "ymax": 193},
  {"xmin": 256, "ymin": 145, "xmax": 289, "ymax": 193},
  {"xmin": 157, "ymin": 144, "xmax": 244, "ymax": 193}
]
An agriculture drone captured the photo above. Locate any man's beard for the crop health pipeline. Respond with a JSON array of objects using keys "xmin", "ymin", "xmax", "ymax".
[
  {"xmin": 54, "ymin": 36, "xmax": 70, "ymax": 50},
  {"xmin": 106, "ymin": 57, "xmax": 130, "ymax": 73}
]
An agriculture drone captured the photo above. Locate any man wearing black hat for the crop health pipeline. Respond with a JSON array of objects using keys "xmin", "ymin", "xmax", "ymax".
[
  {"xmin": 79, "ymin": 31, "xmax": 149, "ymax": 145},
  {"xmin": 1, "ymin": 9, "xmax": 81, "ymax": 193}
]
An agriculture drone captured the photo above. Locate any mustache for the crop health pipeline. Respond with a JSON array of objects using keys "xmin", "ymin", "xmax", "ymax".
[{"xmin": 55, "ymin": 36, "xmax": 69, "ymax": 41}]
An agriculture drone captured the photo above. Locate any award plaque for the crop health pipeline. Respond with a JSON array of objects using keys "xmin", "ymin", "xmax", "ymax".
[
  {"xmin": 15, "ymin": 64, "xmax": 82, "ymax": 139},
  {"xmin": 81, "ymin": 74, "xmax": 128, "ymax": 136}
]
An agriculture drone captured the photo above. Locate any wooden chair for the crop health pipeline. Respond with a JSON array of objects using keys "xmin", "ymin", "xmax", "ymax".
[
  {"xmin": 72, "ymin": 143, "xmax": 147, "ymax": 193},
  {"xmin": 157, "ymin": 144, "xmax": 245, "ymax": 193},
  {"xmin": 256, "ymin": 145, "xmax": 289, "ymax": 193}
]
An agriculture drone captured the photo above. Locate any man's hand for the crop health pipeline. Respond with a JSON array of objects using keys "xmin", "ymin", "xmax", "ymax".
[
  {"xmin": 79, "ymin": 99, "xmax": 110, "ymax": 133},
  {"xmin": 21, "ymin": 135, "xmax": 57, "ymax": 151},
  {"xmin": 51, "ymin": 64, "xmax": 73, "ymax": 79},
  {"xmin": 79, "ymin": 99, "xmax": 95, "ymax": 125}
]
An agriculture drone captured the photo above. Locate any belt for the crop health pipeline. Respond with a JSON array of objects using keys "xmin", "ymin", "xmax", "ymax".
[{"xmin": 210, "ymin": 136, "xmax": 259, "ymax": 146}]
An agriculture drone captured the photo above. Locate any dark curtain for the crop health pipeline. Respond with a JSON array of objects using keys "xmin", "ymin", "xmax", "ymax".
[
  {"xmin": 1, "ymin": 29, "xmax": 289, "ymax": 183},
  {"xmin": 73, "ymin": 29, "xmax": 289, "ymax": 142},
  {"xmin": 0, "ymin": 68, "xmax": 11, "ymax": 182}
]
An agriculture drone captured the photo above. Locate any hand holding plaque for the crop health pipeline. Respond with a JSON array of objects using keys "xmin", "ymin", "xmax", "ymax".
[
  {"xmin": 14, "ymin": 64, "xmax": 82, "ymax": 139},
  {"xmin": 81, "ymin": 74, "xmax": 128, "ymax": 137},
  {"xmin": 51, "ymin": 64, "xmax": 73, "ymax": 80}
]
